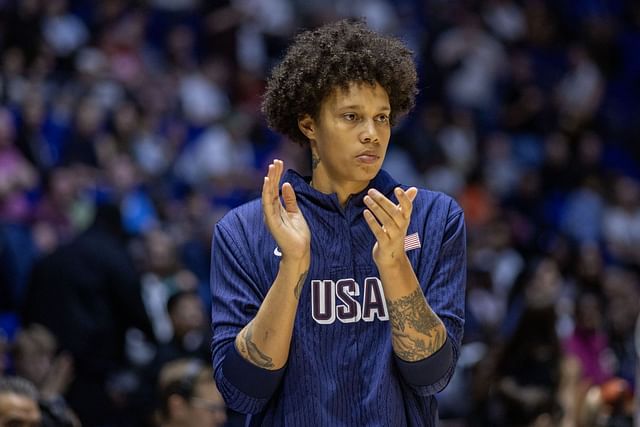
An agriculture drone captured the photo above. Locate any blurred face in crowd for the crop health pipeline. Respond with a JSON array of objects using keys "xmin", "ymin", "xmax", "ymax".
[
  {"xmin": 575, "ymin": 293, "xmax": 602, "ymax": 332},
  {"xmin": 14, "ymin": 345, "xmax": 53, "ymax": 389},
  {"xmin": 166, "ymin": 378, "xmax": 226, "ymax": 427},
  {"xmin": 0, "ymin": 392, "xmax": 41, "ymax": 427},
  {"xmin": 526, "ymin": 258, "xmax": 561, "ymax": 307},
  {"xmin": 169, "ymin": 293, "xmax": 205, "ymax": 340},
  {"xmin": 145, "ymin": 229, "xmax": 178, "ymax": 275},
  {"xmin": 12, "ymin": 326, "xmax": 57, "ymax": 389},
  {"xmin": 186, "ymin": 380, "xmax": 226, "ymax": 427}
]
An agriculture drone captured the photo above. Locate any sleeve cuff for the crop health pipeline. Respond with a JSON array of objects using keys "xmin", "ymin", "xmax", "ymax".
[
  {"xmin": 394, "ymin": 336, "xmax": 453, "ymax": 387},
  {"xmin": 222, "ymin": 343, "xmax": 286, "ymax": 399}
]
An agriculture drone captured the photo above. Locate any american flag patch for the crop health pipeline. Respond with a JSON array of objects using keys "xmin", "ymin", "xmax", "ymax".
[{"xmin": 404, "ymin": 232, "xmax": 421, "ymax": 252}]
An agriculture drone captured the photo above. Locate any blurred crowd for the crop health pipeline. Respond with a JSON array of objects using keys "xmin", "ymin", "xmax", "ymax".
[{"xmin": 0, "ymin": 0, "xmax": 639, "ymax": 426}]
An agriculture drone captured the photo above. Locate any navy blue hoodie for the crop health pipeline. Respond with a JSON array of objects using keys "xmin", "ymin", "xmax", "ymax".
[{"xmin": 210, "ymin": 169, "xmax": 466, "ymax": 426}]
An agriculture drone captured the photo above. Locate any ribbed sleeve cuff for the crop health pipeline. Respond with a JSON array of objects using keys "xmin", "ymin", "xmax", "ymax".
[
  {"xmin": 394, "ymin": 337, "xmax": 453, "ymax": 387},
  {"xmin": 222, "ymin": 343, "xmax": 286, "ymax": 399}
]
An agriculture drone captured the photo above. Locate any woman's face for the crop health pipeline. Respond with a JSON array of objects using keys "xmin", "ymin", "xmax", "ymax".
[{"xmin": 299, "ymin": 81, "xmax": 391, "ymax": 196}]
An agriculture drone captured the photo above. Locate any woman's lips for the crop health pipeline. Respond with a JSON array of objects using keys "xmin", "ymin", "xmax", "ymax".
[{"xmin": 356, "ymin": 154, "xmax": 379, "ymax": 164}]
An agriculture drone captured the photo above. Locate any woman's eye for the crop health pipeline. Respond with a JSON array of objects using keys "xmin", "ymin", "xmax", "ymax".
[
  {"xmin": 344, "ymin": 113, "xmax": 357, "ymax": 121},
  {"xmin": 377, "ymin": 115, "xmax": 389, "ymax": 123}
]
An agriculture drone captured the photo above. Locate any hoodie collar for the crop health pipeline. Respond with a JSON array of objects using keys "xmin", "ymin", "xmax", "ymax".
[{"xmin": 281, "ymin": 169, "xmax": 399, "ymax": 211}]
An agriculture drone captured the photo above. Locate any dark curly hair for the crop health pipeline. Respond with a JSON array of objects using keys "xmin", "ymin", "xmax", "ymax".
[{"xmin": 262, "ymin": 19, "xmax": 418, "ymax": 145}]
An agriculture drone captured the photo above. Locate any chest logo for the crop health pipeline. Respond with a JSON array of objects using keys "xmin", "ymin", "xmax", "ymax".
[{"xmin": 311, "ymin": 277, "xmax": 388, "ymax": 324}]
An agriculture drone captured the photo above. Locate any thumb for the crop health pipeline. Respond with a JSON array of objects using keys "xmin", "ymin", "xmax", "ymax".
[{"xmin": 281, "ymin": 182, "xmax": 300, "ymax": 213}]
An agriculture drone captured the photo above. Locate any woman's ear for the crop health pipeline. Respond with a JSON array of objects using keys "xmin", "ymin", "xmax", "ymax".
[{"xmin": 298, "ymin": 115, "xmax": 315, "ymax": 141}]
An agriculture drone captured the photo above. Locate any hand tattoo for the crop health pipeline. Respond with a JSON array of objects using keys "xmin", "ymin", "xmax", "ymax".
[{"xmin": 386, "ymin": 288, "xmax": 446, "ymax": 361}]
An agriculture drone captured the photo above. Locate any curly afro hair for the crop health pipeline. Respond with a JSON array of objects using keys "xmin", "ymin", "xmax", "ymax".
[{"xmin": 262, "ymin": 19, "xmax": 418, "ymax": 145}]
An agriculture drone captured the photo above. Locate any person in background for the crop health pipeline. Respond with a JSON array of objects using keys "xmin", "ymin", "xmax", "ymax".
[
  {"xmin": 0, "ymin": 376, "xmax": 42, "ymax": 427},
  {"xmin": 155, "ymin": 358, "xmax": 226, "ymax": 427},
  {"xmin": 21, "ymin": 202, "xmax": 154, "ymax": 426},
  {"xmin": 11, "ymin": 324, "xmax": 79, "ymax": 427}
]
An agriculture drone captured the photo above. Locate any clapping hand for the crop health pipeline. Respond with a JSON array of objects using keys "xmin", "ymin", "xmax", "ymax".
[
  {"xmin": 261, "ymin": 159, "xmax": 311, "ymax": 264},
  {"xmin": 363, "ymin": 187, "xmax": 418, "ymax": 267}
]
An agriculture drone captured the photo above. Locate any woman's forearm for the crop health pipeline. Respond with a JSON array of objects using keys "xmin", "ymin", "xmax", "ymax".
[{"xmin": 234, "ymin": 257, "xmax": 309, "ymax": 370}]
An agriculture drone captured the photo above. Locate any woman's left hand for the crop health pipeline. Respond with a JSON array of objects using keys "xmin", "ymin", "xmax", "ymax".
[{"xmin": 363, "ymin": 186, "xmax": 418, "ymax": 268}]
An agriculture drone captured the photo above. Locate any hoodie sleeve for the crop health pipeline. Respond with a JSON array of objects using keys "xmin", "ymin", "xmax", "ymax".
[
  {"xmin": 394, "ymin": 197, "xmax": 466, "ymax": 396},
  {"xmin": 210, "ymin": 218, "xmax": 285, "ymax": 414}
]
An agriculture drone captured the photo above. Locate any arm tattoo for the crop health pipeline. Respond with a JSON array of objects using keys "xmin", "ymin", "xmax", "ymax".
[
  {"xmin": 311, "ymin": 153, "xmax": 321, "ymax": 170},
  {"xmin": 293, "ymin": 271, "xmax": 308, "ymax": 300},
  {"xmin": 240, "ymin": 323, "xmax": 275, "ymax": 369},
  {"xmin": 386, "ymin": 288, "xmax": 446, "ymax": 361}
]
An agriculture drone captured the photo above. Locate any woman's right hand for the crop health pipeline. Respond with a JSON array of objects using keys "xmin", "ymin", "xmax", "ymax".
[{"xmin": 261, "ymin": 159, "xmax": 311, "ymax": 265}]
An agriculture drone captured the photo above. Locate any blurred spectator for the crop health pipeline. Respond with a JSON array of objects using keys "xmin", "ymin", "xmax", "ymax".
[
  {"xmin": 563, "ymin": 292, "xmax": 614, "ymax": 386},
  {"xmin": 137, "ymin": 290, "xmax": 209, "ymax": 426},
  {"xmin": 0, "ymin": 376, "xmax": 41, "ymax": 427},
  {"xmin": 32, "ymin": 166, "xmax": 93, "ymax": 254},
  {"xmin": 0, "ymin": 107, "xmax": 39, "ymax": 310},
  {"xmin": 140, "ymin": 229, "xmax": 199, "ymax": 343},
  {"xmin": 144, "ymin": 290, "xmax": 210, "ymax": 388},
  {"xmin": 603, "ymin": 268, "xmax": 640, "ymax": 387},
  {"xmin": 61, "ymin": 96, "xmax": 104, "ymax": 168},
  {"xmin": 104, "ymin": 153, "xmax": 159, "ymax": 234},
  {"xmin": 433, "ymin": 11, "xmax": 506, "ymax": 115},
  {"xmin": 559, "ymin": 176, "xmax": 604, "ymax": 245},
  {"xmin": 482, "ymin": 0, "xmax": 526, "ymax": 43},
  {"xmin": 602, "ymin": 176, "xmax": 640, "ymax": 266},
  {"xmin": 21, "ymin": 202, "xmax": 153, "ymax": 426},
  {"xmin": 501, "ymin": 257, "xmax": 568, "ymax": 339},
  {"xmin": 554, "ymin": 45, "xmax": 604, "ymax": 132},
  {"xmin": 178, "ymin": 58, "xmax": 231, "ymax": 126},
  {"xmin": 500, "ymin": 50, "xmax": 547, "ymax": 135},
  {"xmin": 173, "ymin": 119, "xmax": 255, "ymax": 189},
  {"xmin": 11, "ymin": 324, "xmax": 79, "ymax": 427},
  {"xmin": 482, "ymin": 132, "xmax": 521, "ymax": 199},
  {"xmin": 11, "ymin": 324, "xmax": 73, "ymax": 400},
  {"xmin": 490, "ymin": 304, "xmax": 571, "ymax": 427},
  {"xmin": 0, "ymin": 108, "xmax": 38, "ymax": 223},
  {"xmin": 42, "ymin": 0, "xmax": 89, "ymax": 77},
  {"xmin": 155, "ymin": 358, "xmax": 226, "ymax": 427},
  {"xmin": 15, "ymin": 92, "xmax": 66, "ymax": 172}
]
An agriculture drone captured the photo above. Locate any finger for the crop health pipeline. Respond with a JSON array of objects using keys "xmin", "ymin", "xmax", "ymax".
[
  {"xmin": 367, "ymin": 188, "xmax": 403, "ymax": 221},
  {"xmin": 395, "ymin": 187, "xmax": 417, "ymax": 220},
  {"xmin": 262, "ymin": 176, "xmax": 276, "ymax": 219},
  {"xmin": 273, "ymin": 159, "xmax": 284, "ymax": 192},
  {"xmin": 268, "ymin": 162, "xmax": 279, "ymax": 202},
  {"xmin": 281, "ymin": 182, "xmax": 299, "ymax": 214},
  {"xmin": 406, "ymin": 187, "xmax": 418, "ymax": 202},
  {"xmin": 262, "ymin": 161, "xmax": 280, "ymax": 219},
  {"xmin": 364, "ymin": 194, "xmax": 397, "ymax": 230},
  {"xmin": 363, "ymin": 209, "xmax": 387, "ymax": 242}
]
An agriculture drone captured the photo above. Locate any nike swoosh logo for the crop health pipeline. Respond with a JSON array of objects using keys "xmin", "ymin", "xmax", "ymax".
[{"xmin": 274, "ymin": 247, "xmax": 282, "ymax": 257}]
